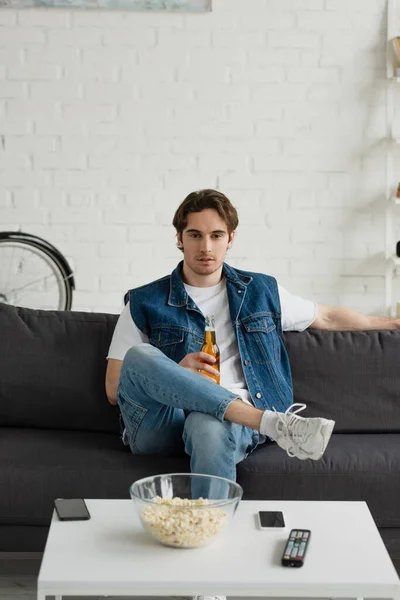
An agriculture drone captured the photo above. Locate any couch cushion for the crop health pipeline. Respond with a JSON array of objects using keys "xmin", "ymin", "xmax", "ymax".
[
  {"xmin": 238, "ymin": 433, "xmax": 400, "ymax": 528},
  {"xmin": 283, "ymin": 329, "xmax": 400, "ymax": 432},
  {"xmin": 0, "ymin": 303, "xmax": 120, "ymax": 434},
  {"xmin": 2, "ymin": 303, "xmax": 400, "ymax": 434},
  {"xmin": 1, "ymin": 428, "xmax": 399, "ymax": 529},
  {"xmin": 0, "ymin": 427, "xmax": 190, "ymax": 527}
]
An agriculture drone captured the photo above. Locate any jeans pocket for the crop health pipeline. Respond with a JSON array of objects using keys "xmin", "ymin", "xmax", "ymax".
[{"xmin": 117, "ymin": 389, "xmax": 148, "ymax": 452}]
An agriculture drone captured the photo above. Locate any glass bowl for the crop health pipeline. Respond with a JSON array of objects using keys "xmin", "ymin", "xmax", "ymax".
[{"xmin": 130, "ymin": 473, "xmax": 243, "ymax": 548}]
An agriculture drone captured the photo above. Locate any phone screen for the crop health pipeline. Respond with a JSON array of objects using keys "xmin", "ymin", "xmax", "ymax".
[
  {"xmin": 54, "ymin": 498, "xmax": 91, "ymax": 521},
  {"xmin": 259, "ymin": 510, "xmax": 285, "ymax": 528}
]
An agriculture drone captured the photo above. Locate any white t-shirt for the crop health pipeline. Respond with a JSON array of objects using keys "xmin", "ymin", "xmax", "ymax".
[{"xmin": 107, "ymin": 278, "xmax": 317, "ymax": 406}]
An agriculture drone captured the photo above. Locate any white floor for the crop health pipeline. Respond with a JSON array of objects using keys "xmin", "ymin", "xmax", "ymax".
[{"xmin": 0, "ymin": 553, "xmax": 391, "ymax": 600}]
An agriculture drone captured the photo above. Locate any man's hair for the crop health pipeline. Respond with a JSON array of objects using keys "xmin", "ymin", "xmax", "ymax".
[{"xmin": 172, "ymin": 189, "xmax": 239, "ymax": 252}]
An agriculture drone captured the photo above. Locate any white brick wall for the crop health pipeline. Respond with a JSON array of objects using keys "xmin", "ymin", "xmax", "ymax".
[{"xmin": 0, "ymin": 0, "xmax": 396, "ymax": 315}]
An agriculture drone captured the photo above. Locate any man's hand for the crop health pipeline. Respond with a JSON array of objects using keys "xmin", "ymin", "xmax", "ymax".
[{"xmin": 179, "ymin": 352, "xmax": 219, "ymax": 382}]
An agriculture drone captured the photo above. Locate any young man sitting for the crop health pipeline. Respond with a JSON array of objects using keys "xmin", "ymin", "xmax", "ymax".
[{"xmin": 106, "ymin": 189, "xmax": 399, "ymax": 600}]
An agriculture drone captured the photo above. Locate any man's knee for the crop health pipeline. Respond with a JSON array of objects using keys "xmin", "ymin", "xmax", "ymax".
[
  {"xmin": 184, "ymin": 412, "xmax": 234, "ymax": 446},
  {"xmin": 121, "ymin": 343, "xmax": 158, "ymax": 376}
]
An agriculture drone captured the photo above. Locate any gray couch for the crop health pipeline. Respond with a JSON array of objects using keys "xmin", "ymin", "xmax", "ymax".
[{"xmin": 1, "ymin": 302, "xmax": 399, "ymax": 574}]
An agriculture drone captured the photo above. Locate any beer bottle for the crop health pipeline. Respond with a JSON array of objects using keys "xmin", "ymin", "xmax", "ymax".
[{"xmin": 201, "ymin": 315, "xmax": 220, "ymax": 384}]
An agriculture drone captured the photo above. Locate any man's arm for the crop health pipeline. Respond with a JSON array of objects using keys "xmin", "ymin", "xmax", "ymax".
[
  {"xmin": 310, "ymin": 303, "xmax": 400, "ymax": 331},
  {"xmin": 105, "ymin": 359, "xmax": 123, "ymax": 405},
  {"xmin": 105, "ymin": 303, "xmax": 148, "ymax": 406}
]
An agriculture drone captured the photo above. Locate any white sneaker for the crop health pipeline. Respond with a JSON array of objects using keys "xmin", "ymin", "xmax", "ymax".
[
  {"xmin": 192, "ymin": 596, "xmax": 226, "ymax": 600},
  {"xmin": 273, "ymin": 403, "xmax": 335, "ymax": 460}
]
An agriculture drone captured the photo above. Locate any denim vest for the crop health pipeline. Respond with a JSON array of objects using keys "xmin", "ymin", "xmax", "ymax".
[{"xmin": 124, "ymin": 261, "xmax": 293, "ymax": 413}]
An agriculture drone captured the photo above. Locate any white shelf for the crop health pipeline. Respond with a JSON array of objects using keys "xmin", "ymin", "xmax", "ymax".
[
  {"xmin": 386, "ymin": 256, "xmax": 400, "ymax": 270},
  {"xmin": 384, "ymin": 0, "xmax": 399, "ymax": 316},
  {"xmin": 391, "ymin": 256, "xmax": 400, "ymax": 267}
]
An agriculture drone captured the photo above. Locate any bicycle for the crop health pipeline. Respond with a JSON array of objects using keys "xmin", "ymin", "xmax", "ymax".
[{"xmin": 0, "ymin": 231, "xmax": 75, "ymax": 310}]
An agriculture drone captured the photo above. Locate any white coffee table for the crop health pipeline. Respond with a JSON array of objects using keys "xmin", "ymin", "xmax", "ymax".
[{"xmin": 37, "ymin": 499, "xmax": 400, "ymax": 600}]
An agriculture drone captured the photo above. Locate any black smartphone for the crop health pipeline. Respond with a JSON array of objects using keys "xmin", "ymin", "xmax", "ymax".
[
  {"xmin": 258, "ymin": 510, "xmax": 285, "ymax": 529},
  {"xmin": 54, "ymin": 498, "xmax": 91, "ymax": 521}
]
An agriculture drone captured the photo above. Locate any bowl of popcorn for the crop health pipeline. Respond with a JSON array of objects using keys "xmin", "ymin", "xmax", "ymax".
[{"xmin": 130, "ymin": 473, "xmax": 243, "ymax": 549}]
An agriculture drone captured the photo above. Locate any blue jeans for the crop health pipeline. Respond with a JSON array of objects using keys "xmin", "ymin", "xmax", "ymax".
[{"xmin": 117, "ymin": 344, "xmax": 266, "ymax": 483}]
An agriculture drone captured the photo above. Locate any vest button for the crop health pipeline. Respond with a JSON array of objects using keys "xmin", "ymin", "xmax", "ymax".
[
  {"xmin": 237, "ymin": 289, "xmax": 242, "ymax": 294},
  {"xmin": 244, "ymin": 360, "xmax": 249, "ymax": 366},
  {"xmin": 256, "ymin": 392, "xmax": 262, "ymax": 399}
]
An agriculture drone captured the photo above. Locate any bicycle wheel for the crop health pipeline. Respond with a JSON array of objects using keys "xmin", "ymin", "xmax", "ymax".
[{"xmin": 0, "ymin": 232, "xmax": 75, "ymax": 310}]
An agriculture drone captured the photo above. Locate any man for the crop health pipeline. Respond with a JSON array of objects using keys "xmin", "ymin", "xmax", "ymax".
[{"xmin": 106, "ymin": 189, "xmax": 398, "ymax": 600}]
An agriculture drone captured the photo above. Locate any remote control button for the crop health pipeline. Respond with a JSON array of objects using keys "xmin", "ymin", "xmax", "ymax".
[{"xmin": 291, "ymin": 547, "xmax": 298, "ymax": 558}]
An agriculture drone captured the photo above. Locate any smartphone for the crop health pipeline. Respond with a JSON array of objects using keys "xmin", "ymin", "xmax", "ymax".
[
  {"xmin": 258, "ymin": 510, "xmax": 285, "ymax": 529},
  {"xmin": 54, "ymin": 498, "xmax": 91, "ymax": 521}
]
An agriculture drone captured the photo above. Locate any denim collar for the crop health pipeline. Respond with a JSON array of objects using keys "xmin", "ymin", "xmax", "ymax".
[{"xmin": 168, "ymin": 260, "xmax": 252, "ymax": 308}]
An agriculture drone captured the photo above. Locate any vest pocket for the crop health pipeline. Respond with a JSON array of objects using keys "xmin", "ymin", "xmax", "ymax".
[
  {"xmin": 149, "ymin": 326, "xmax": 185, "ymax": 361},
  {"xmin": 241, "ymin": 313, "xmax": 280, "ymax": 364}
]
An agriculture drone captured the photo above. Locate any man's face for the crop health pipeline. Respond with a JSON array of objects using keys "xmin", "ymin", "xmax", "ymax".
[{"xmin": 178, "ymin": 208, "xmax": 234, "ymax": 280}]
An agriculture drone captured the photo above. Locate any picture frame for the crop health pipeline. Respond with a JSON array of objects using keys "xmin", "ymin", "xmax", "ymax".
[{"xmin": 0, "ymin": 0, "xmax": 211, "ymax": 10}]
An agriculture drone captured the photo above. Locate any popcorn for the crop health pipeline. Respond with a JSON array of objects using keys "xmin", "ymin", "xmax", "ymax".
[{"xmin": 140, "ymin": 495, "xmax": 229, "ymax": 547}]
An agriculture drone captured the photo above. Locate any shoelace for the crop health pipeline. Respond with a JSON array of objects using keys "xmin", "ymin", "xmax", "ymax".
[{"xmin": 273, "ymin": 402, "xmax": 309, "ymax": 458}]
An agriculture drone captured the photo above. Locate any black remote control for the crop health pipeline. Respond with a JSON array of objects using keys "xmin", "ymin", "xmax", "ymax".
[{"xmin": 281, "ymin": 529, "xmax": 311, "ymax": 567}]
